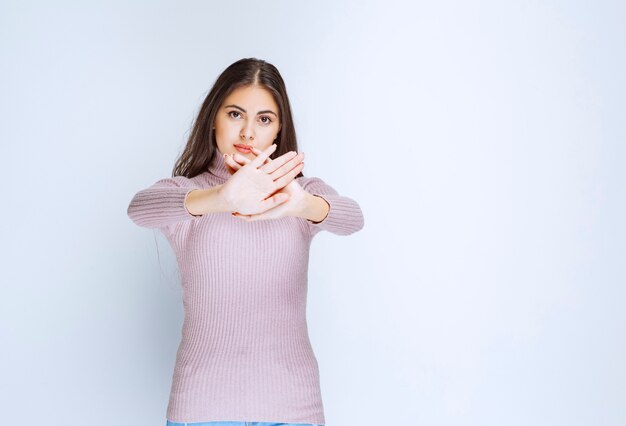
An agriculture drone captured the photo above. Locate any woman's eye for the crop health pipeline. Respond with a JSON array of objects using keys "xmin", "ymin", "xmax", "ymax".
[
  {"xmin": 228, "ymin": 111, "xmax": 242, "ymax": 119},
  {"xmin": 260, "ymin": 116, "xmax": 272, "ymax": 124}
]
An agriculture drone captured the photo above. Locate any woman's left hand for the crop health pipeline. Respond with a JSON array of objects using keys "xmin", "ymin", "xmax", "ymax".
[{"xmin": 224, "ymin": 148, "xmax": 309, "ymax": 221}]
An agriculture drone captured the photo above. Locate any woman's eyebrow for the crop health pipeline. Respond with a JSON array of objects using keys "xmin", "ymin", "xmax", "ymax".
[{"xmin": 224, "ymin": 104, "xmax": 278, "ymax": 117}]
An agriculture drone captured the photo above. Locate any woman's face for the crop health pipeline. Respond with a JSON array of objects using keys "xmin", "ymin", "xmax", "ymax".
[{"xmin": 213, "ymin": 84, "xmax": 282, "ymax": 159}]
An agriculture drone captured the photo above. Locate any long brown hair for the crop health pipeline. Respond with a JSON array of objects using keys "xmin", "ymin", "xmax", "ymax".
[{"xmin": 172, "ymin": 58, "xmax": 302, "ymax": 179}]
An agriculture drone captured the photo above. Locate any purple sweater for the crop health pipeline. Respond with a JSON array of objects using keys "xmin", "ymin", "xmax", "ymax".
[{"xmin": 127, "ymin": 151, "xmax": 364, "ymax": 424}]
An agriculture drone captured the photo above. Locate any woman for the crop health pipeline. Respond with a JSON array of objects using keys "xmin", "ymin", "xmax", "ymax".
[{"xmin": 127, "ymin": 58, "xmax": 364, "ymax": 426}]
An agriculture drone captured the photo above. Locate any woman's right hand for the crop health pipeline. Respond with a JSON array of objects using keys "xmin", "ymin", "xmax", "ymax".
[{"xmin": 218, "ymin": 143, "xmax": 305, "ymax": 215}]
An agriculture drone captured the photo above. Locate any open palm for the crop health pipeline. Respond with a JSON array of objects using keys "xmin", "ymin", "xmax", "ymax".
[{"xmin": 225, "ymin": 148, "xmax": 308, "ymax": 221}]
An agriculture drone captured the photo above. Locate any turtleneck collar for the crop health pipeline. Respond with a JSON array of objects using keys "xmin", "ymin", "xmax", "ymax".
[{"xmin": 207, "ymin": 149, "xmax": 232, "ymax": 180}]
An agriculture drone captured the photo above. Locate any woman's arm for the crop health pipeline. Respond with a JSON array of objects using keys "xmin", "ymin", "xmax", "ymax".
[
  {"xmin": 297, "ymin": 176, "xmax": 365, "ymax": 237},
  {"xmin": 127, "ymin": 176, "xmax": 228, "ymax": 229}
]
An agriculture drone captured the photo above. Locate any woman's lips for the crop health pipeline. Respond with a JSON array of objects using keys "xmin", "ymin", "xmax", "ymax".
[{"xmin": 234, "ymin": 144, "xmax": 252, "ymax": 153}]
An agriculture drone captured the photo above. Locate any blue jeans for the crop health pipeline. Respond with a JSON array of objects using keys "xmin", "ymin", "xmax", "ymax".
[{"xmin": 166, "ymin": 421, "xmax": 323, "ymax": 426}]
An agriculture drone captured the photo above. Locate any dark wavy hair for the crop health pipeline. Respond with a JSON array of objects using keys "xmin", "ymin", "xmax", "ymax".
[{"xmin": 172, "ymin": 57, "xmax": 302, "ymax": 179}]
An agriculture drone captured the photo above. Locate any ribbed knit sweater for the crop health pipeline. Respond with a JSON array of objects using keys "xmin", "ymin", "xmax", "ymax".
[{"xmin": 126, "ymin": 151, "xmax": 364, "ymax": 424}]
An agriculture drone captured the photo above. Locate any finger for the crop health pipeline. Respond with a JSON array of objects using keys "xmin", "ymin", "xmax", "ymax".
[
  {"xmin": 273, "ymin": 161, "xmax": 305, "ymax": 188},
  {"xmin": 250, "ymin": 146, "xmax": 273, "ymax": 166},
  {"xmin": 224, "ymin": 154, "xmax": 243, "ymax": 170},
  {"xmin": 268, "ymin": 152, "xmax": 304, "ymax": 177},
  {"xmin": 235, "ymin": 211, "xmax": 264, "ymax": 222},
  {"xmin": 250, "ymin": 146, "xmax": 304, "ymax": 175},
  {"xmin": 232, "ymin": 212, "xmax": 252, "ymax": 221},
  {"xmin": 258, "ymin": 151, "xmax": 298, "ymax": 174},
  {"xmin": 249, "ymin": 146, "xmax": 301, "ymax": 173},
  {"xmin": 233, "ymin": 193, "xmax": 289, "ymax": 221},
  {"xmin": 259, "ymin": 192, "xmax": 290, "ymax": 213},
  {"xmin": 232, "ymin": 192, "xmax": 289, "ymax": 220},
  {"xmin": 250, "ymin": 143, "xmax": 277, "ymax": 168},
  {"xmin": 231, "ymin": 152, "xmax": 252, "ymax": 165}
]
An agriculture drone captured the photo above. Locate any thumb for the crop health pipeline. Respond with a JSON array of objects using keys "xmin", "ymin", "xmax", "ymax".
[{"xmin": 262, "ymin": 192, "xmax": 290, "ymax": 210}]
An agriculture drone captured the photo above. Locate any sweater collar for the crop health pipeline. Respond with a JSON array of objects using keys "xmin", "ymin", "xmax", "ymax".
[{"xmin": 207, "ymin": 149, "xmax": 231, "ymax": 180}]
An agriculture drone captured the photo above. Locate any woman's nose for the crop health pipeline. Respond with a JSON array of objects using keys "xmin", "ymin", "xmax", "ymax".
[{"xmin": 240, "ymin": 122, "xmax": 255, "ymax": 141}]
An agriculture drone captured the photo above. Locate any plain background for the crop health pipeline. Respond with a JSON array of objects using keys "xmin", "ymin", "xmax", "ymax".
[{"xmin": 1, "ymin": 1, "xmax": 624, "ymax": 425}]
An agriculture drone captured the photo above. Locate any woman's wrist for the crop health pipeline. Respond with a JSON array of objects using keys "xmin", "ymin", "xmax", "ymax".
[
  {"xmin": 300, "ymin": 193, "xmax": 330, "ymax": 223},
  {"xmin": 184, "ymin": 184, "xmax": 231, "ymax": 216}
]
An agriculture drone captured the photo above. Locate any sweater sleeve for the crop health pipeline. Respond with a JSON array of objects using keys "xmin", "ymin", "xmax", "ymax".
[
  {"xmin": 127, "ymin": 176, "xmax": 204, "ymax": 229},
  {"xmin": 299, "ymin": 176, "xmax": 365, "ymax": 238}
]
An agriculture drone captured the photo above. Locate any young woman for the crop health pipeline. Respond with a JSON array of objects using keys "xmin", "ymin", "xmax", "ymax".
[{"xmin": 127, "ymin": 58, "xmax": 364, "ymax": 426}]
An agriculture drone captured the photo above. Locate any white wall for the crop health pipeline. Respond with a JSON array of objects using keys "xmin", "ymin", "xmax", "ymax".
[{"xmin": 1, "ymin": 1, "xmax": 624, "ymax": 425}]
